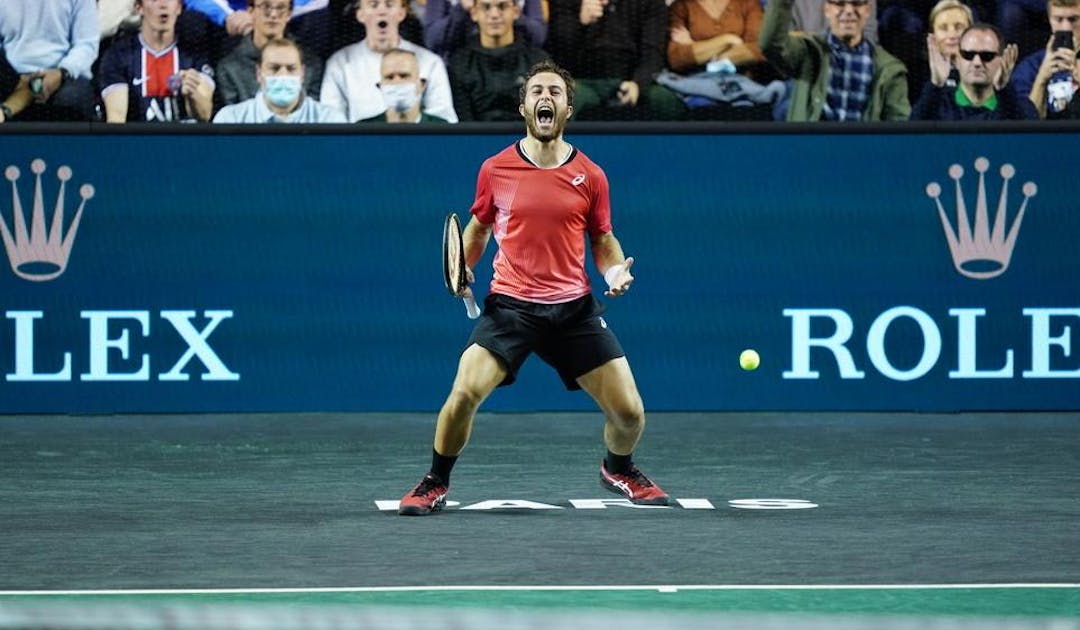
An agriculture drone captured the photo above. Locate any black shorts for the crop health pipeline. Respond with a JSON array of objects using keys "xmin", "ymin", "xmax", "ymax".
[{"xmin": 467, "ymin": 293, "xmax": 625, "ymax": 390}]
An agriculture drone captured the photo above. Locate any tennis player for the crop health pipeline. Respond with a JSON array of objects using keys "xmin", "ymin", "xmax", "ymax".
[{"xmin": 399, "ymin": 60, "xmax": 668, "ymax": 516}]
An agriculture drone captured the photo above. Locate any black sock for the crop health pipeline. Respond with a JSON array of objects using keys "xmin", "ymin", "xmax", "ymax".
[
  {"xmin": 605, "ymin": 450, "xmax": 632, "ymax": 474},
  {"xmin": 430, "ymin": 448, "xmax": 458, "ymax": 484}
]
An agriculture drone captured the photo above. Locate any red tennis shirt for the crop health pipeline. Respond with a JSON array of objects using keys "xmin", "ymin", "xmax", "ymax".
[{"xmin": 469, "ymin": 141, "xmax": 613, "ymax": 304}]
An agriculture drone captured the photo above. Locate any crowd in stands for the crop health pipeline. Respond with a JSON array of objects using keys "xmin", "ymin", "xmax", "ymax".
[{"xmin": 0, "ymin": 0, "xmax": 1077, "ymax": 123}]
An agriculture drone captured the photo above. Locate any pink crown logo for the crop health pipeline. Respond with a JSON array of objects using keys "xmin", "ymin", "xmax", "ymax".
[
  {"xmin": 926, "ymin": 157, "xmax": 1037, "ymax": 280},
  {"xmin": 0, "ymin": 159, "xmax": 94, "ymax": 282}
]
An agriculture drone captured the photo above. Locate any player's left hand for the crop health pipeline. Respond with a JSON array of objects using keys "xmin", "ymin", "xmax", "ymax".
[{"xmin": 604, "ymin": 257, "xmax": 634, "ymax": 298}]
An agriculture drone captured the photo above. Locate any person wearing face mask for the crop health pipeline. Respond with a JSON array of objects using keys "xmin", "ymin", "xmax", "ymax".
[
  {"xmin": 213, "ymin": 37, "xmax": 345, "ymax": 122},
  {"xmin": 215, "ymin": 0, "xmax": 325, "ymax": 108},
  {"xmin": 360, "ymin": 48, "xmax": 449, "ymax": 121},
  {"xmin": 321, "ymin": 0, "xmax": 458, "ymax": 122}
]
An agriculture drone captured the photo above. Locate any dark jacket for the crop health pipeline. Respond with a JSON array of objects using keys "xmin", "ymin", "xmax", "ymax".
[
  {"xmin": 546, "ymin": 0, "xmax": 668, "ymax": 87},
  {"xmin": 450, "ymin": 40, "xmax": 549, "ymax": 121},
  {"xmin": 909, "ymin": 83, "xmax": 1037, "ymax": 121}
]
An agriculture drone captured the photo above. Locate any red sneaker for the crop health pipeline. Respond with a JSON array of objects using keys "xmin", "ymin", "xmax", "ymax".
[
  {"xmin": 600, "ymin": 460, "xmax": 670, "ymax": 505},
  {"xmin": 398, "ymin": 473, "xmax": 449, "ymax": 516}
]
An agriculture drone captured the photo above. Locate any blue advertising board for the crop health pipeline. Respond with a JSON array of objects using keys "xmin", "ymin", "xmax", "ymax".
[{"xmin": 0, "ymin": 128, "xmax": 1076, "ymax": 412}]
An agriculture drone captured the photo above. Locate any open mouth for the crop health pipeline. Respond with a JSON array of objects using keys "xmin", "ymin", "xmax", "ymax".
[
  {"xmin": 536, "ymin": 104, "xmax": 554, "ymax": 125},
  {"xmin": 377, "ymin": 20, "xmax": 388, "ymax": 29}
]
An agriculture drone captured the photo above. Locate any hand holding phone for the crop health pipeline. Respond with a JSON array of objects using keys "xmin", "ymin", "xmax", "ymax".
[{"xmin": 1052, "ymin": 30, "xmax": 1074, "ymax": 52}]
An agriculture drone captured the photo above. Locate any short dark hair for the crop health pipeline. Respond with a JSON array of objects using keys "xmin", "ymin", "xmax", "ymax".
[
  {"xmin": 518, "ymin": 60, "xmax": 575, "ymax": 107},
  {"xmin": 960, "ymin": 22, "xmax": 1004, "ymax": 52}
]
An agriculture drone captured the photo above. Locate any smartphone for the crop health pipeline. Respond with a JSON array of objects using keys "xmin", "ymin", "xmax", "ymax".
[{"xmin": 1052, "ymin": 30, "xmax": 1074, "ymax": 51}]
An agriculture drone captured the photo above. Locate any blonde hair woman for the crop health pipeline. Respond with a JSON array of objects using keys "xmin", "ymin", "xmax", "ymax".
[{"xmin": 926, "ymin": 0, "xmax": 974, "ymax": 85}]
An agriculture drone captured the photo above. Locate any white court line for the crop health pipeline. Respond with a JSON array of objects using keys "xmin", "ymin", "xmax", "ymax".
[{"xmin": 1, "ymin": 584, "xmax": 1078, "ymax": 596}]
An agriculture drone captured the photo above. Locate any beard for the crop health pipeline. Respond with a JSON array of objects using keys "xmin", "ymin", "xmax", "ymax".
[{"xmin": 524, "ymin": 104, "xmax": 569, "ymax": 142}]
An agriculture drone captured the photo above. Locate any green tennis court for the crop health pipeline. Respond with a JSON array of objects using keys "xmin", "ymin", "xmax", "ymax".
[{"xmin": 1, "ymin": 412, "xmax": 1077, "ymax": 627}]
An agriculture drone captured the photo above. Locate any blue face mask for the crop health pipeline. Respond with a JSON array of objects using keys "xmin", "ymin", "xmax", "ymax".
[{"xmin": 264, "ymin": 75, "xmax": 302, "ymax": 107}]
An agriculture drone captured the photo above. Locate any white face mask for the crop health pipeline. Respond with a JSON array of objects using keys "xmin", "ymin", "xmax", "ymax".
[{"xmin": 380, "ymin": 82, "xmax": 420, "ymax": 114}]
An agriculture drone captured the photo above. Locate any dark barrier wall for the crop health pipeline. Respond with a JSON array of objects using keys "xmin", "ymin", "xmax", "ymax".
[{"xmin": 0, "ymin": 128, "xmax": 1077, "ymax": 412}]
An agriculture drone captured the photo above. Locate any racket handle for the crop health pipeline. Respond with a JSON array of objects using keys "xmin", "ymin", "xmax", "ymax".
[{"xmin": 463, "ymin": 295, "xmax": 481, "ymax": 319}]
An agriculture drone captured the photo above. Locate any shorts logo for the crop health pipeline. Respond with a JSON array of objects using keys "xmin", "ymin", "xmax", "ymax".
[
  {"xmin": 599, "ymin": 317, "xmax": 607, "ymax": 329},
  {"xmin": 571, "ymin": 174, "xmax": 586, "ymax": 187},
  {"xmin": 926, "ymin": 157, "xmax": 1037, "ymax": 280},
  {"xmin": 0, "ymin": 159, "xmax": 94, "ymax": 282}
]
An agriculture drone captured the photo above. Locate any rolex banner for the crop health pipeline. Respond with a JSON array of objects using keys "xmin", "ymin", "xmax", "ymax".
[{"xmin": 0, "ymin": 130, "xmax": 1076, "ymax": 413}]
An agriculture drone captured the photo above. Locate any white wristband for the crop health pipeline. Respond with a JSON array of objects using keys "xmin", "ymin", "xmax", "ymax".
[{"xmin": 604, "ymin": 263, "xmax": 626, "ymax": 289}]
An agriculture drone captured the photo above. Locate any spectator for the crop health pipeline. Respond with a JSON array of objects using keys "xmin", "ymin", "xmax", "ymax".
[
  {"xmin": 178, "ymin": 0, "xmax": 330, "ymax": 63},
  {"xmin": 546, "ymin": 0, "xmax": 685, "ymax": 120},
  {"xmin": 322, "ymin": 0, "xmax": 458, "ymax": 121},
  {"xmin": 360, "ymin": 47, "xmax": 451, "ymax": 121},
  {"xmin": 911, "ymin": 23, "xmax": 1033, "ymax": 119},
  {"xmin": 667, "ymin": 0, "xmax": 765, "ymax": 75},
  {"xmin": 99, "ymin": 0, "xmax": 215, "ymax": 122},
  {"xmin": 793, "ymin": 0, "xmax": 878, "ymax": 42},
  {"xmin": 424, "ymin": 0, "xmax": 547, "ymax": 59},
  {"xmin": 1012, "ymin": 0, "xmax": 1080, "ymax": 117},
  {"xmin": 216, "ymin": 0, "xmax": 325, "ymax": 107},
  {"xmin": 922, "ymin": 0, "xmax": 975, "ymax": 91},
  {"xmin": 328, "ymin": 0, "xmax": 426, "ymax": 53},
  {"xmin": 214, "ymin": 37, "xmax": 345, "ymax": 121},
  {"xmin": 449, "ymin": 0, "xmax": 549, "ymax": 120},
  {"xmin": 759, "ymin": 0, "xmax": 910, "ymax": 121},
  {"xmin": 0, "ymin": 0, "xmax": 98, "ymax": 122}
]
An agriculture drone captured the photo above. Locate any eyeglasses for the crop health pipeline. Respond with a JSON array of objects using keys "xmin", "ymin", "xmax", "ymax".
[
  {"xmin": 253, "ymin": 2, "xmax": 291, "ymax": 17},
  {"xmin": 958, "ymin": 49, "xmax": 999, "ymax": 62},
  {"xmin": 478, "ymin": 1, "xmax": 515, "ymax": 11},
  {"xmin": 825, "ymin": 0, "xmax": 870, "ymax": 8}
]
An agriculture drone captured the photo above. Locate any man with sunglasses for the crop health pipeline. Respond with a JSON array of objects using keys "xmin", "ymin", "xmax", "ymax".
[
  {"xmin": 911, "ymin": 23, "xmax": 1034, "ymax": 119},
  {"xmin": 760, "ymin": 0, "xmax": 910, "ymax": 121}
]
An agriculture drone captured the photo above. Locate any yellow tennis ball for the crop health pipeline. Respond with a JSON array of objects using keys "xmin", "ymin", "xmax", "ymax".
[{"xmin": 739, "ymin": 349, "xmax": 760, "ymax": 371}]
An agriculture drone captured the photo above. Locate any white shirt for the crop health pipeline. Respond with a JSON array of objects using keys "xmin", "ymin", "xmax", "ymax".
[
  {"xmin": 212, "ymin": 92, "xmax": 347, "ymax": 123},
  {"xmin": 320, "ymin": 38, "xmax": 458, "ymax": 123}
]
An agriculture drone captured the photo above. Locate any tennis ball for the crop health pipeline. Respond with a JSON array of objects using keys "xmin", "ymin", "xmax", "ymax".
[{"xmin": 739, "ymin": 349, "xmax": 760, "ymax": 371}]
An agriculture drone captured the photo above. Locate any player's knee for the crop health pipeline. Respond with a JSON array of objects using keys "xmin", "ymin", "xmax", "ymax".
[
  {"xmin": 609, "ymin": 401, "xmax": 645, "ymax": 431},
  {"xmin": 445, "ymin": 386, "xmax": 484, "ymax": 415}
]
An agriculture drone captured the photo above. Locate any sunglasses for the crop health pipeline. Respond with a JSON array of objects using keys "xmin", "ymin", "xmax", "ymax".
[
  {"xmin": 958, "ymin": 49, "xmax": 999, "ymax": 62},
  {"xmin": 825, "ymin": 0, "xmax": 870, "ymax": 8}
]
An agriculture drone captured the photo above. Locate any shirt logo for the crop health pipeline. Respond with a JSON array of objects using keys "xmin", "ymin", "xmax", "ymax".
[{"xmin": 571, "ymin": 174, "xmax": 586, "ymax": 187}]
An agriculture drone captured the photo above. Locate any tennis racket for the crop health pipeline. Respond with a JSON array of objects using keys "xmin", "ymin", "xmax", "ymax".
[{"xmin": 442, "ymin": 212, "xmax": 482, "ymax": 319}]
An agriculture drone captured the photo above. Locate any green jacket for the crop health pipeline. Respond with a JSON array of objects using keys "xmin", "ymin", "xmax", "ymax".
[{"xmin": 759, "ymin": 0, "xmax": 910, "ymax": 121}]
